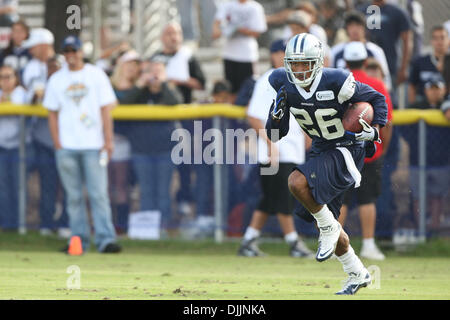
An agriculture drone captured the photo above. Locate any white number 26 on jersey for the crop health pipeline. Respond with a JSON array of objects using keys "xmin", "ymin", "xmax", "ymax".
[{"xmin": 290, "ymin": 108, "xmax": 344, "ymax": 140}]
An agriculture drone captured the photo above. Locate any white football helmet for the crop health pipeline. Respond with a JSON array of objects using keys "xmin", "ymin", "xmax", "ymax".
[{"xmin": 284, "ymin": 33, "xmax": 324, "ymax": 87}]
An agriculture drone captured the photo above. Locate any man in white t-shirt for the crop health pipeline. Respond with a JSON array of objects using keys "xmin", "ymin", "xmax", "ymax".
[
  {"xmin": 212, "ymin": 0, "xmax": 267, "ymax": 98},
  {"xmin": 43, "ymin": 36, "xmax": 120, "ymax": 254},
  {"xmin": 238, "ymin": 39, "xmax": 313, "ymax": 258}
]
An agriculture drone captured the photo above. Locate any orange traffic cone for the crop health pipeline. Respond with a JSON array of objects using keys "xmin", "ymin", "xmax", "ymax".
[{"xmin": 68, "ymin": 236, "xmax": 83, "ymax": 256}]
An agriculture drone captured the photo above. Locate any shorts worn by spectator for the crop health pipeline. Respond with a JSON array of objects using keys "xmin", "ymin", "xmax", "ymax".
[
  {"xmin": 0, "ymin": 65, "xmax": 26, "ymax": 230},
  {"xmin": 44, "ymin": 36, "xmax": 121, "ymax": 253},
  {"xmin": 212, "ymin": 0, "xmax": 267, "ymax": 95}
]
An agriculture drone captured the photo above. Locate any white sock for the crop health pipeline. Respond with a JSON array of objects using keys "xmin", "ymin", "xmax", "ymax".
[
  {"xmin": 336, "ymin": 246, "xmax": 365, "ymax": 275},
  {"xmin": 284, "ymin": 231, "xmax": 298, "ymax": 244},
  {"xmin": 243, "ymin": 227, "xmax": 260, "ymax": 241},
  {"xmin": 362, "ymin": 238, "xmax": 376, "ymax": 250},
  {"xmin": 311, "ymin": 205, "xmax": 335, "ymax": 228}
]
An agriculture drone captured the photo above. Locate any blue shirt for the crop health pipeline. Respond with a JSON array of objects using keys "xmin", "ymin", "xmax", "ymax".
[{"xmin": 359, "ymin": 3, "xmax": 411, "ymax": 76}]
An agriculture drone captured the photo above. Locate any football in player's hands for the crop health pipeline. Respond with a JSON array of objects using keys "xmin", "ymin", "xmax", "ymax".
[{"xmin": 342, "ymin": 102, "xmax": 374, "ymax": 133}]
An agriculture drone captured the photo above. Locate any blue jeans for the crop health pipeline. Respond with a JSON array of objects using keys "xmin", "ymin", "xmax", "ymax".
[
  {"xmin": 55, "ymin": 149, "xmax": 116, "ymax": 252},
  {"xmin": 176, "ymin": 0, "xmax": 217, "ymax": 42},
  {"xmin": 34, "ymin": 141, "xmax": 69, "ymax": 229},
  {"xmin": 132, "ymin": 153, "xmax": 174, "ymax": 228},
  {"xmin": 0, "ymin": 147, "xmax": 19, "ymax": 229}
]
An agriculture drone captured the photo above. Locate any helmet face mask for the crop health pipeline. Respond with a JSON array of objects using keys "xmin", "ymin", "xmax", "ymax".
[{"xmin": 284, "ymin": 33, "xmax": 324, "ymax": 87}]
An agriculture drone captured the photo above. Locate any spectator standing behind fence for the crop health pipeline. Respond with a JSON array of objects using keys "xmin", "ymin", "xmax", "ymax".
[
  {"xmin": 121, "ymin": 59, "xmax": 183, "ymax": 235},
  {"xmin": 22, "ymin": 28, "xmax": 70, "ymax": 237},
  {"xmin": 0, "ymin": 20, "xmax": 31, "ymax": 79},
  {"xmin": 212, "ymin": 0, "xmax": 267, "ymax": 99},
  {"xmin": 404, "ymin": 77, "xmax": 450, "ymax": 235},
  {"xmin": 0, "ymin": 65, "xmax": 26, "ymax": 231},
  {"xmin": 109, "ymin": 50, "xmax": 142, "ymax": 235},
  {"xmin": 358, "ymin": 0, "xmax": 412, "ymax": 87},
  {"xmin": 409, "ymin": 25, "xmax": 450, "ymax": 106},
  {"xmin": 338, "ymin": 42, "xmax": 393, "ymax": 260},
  {"xmin": 44, "ymin": 36, "xmax": 121, "ymax": 253},
  {"xmin": 238, "ymin": 39, "xmax": 314, "ymax": 258},
  {"xmin": 330, "ymin": 11, "xmax": 392, "ymax": 91},
  {"xmin": 152, "ymin": 22, "xmax": 206, "ymax": 218}
]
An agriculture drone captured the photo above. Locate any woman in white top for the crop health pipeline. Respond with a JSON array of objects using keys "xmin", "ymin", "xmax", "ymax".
[{"xmin": 0, "ymin": 65, "xmax": 27, "ymax": 230}]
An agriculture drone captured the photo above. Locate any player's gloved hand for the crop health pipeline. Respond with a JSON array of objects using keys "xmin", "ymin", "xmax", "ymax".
[
  {"xmin": 271, "ymin": 86, "xmax": 288, "ymax": 121},
  {"xmin": 345, "ymin": 118, "xmax": 381, "ymax": 143}
]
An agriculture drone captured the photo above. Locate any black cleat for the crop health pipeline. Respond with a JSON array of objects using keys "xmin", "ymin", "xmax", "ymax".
[
  {"xmin": 289, "ymin": 239, "xmax": 314, "ymax": 258},
  {"xmin": 101, "ymin": 243, "xmax": 122, "ymax": 253},
  {"xmin": 237, "ymin": 238, "xmax": 266, "ymax": 257}
]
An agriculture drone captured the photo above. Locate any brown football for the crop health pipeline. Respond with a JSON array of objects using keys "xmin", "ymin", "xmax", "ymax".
[{"xmin": 342, "ymin": 102, "xmax": 374, "ymax": 133}]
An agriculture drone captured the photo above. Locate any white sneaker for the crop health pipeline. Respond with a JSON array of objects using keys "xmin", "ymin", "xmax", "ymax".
[
  {"xmin": 39, "ymin": 228, "xmax": 53, "ymax": 236},
  {"xmin": 316, "ymin": 220, "xmax": 341, "ymax": 262},
  {"xmin": 57, "ymin": 228, "xmax": 72, "ymax": 239},
  {"xmin": 336, "ymin": 268, "xmax": 372, "ymax": 295},
  {"xmin": 360, "ymin": 245, "xmax": 386, "ymax": 261}
]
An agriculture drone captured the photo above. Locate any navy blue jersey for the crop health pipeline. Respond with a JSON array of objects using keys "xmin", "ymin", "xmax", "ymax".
[{"xmin": 266, "ymin": 67, "xmax": 388, "ymax": 153}]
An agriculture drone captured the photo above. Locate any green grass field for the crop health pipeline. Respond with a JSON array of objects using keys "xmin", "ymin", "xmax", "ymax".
[{"xmin": 0, "ymin": 233, "xmax": 449, "ymax": 300}]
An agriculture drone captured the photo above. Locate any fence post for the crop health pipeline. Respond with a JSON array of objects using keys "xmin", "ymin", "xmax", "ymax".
[
  {"xmin": 418, "ymin": 119, "xmax": 426, "ymax": 242},
  {"xmin": 18, "ymin": 116, "xmax": 27, "ymax": 235},
  {"xmin": 213, "ymin": 116, "xmax": 224, "ymax": 243}
]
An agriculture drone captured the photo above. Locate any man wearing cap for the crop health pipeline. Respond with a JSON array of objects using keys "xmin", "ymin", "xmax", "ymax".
[
  {"xmin": 409, "ymin": 25, "xmax": 450, "ymax": 105},
  {"xmin": 330, "ymin": 11, "xmax": 392, "ymax": 91},
  {"xmin": 238, "ymin": 39, "xmax": 314, "ymax": 258},
  {"xmin": 338, "ymin": 41, "xmax": 393, "ymax": 260},
  {"xmin": 44, "ymin": 35, "xmax": 121, "ymax": 253},
  {"xmin": 22, "ymin": 28, "xmax": 71, "ymax": 238}
]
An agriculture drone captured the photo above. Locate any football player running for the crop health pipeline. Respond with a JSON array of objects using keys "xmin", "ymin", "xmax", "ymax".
[{"xmin": 266, "ymin": 33, "xmax": 387, "ymax": 295}]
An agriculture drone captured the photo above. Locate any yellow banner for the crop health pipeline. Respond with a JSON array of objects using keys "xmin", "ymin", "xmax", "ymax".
[{"xmin": 0, "ymin": 103, "xmax": 449, "ymax": 126}]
